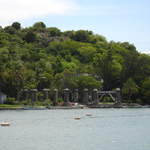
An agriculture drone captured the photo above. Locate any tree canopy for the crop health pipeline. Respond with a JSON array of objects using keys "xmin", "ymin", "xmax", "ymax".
[{"xmin": 0, "ymin": 21, "xmax": 150, "ymax": 104}]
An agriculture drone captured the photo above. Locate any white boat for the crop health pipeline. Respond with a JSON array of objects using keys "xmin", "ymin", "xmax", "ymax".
[
  {"xmin": 0, "ymin": 122, "xmax": 10, "ymax": 126},
  {"xmin": 74, "ymin": 117, "xmax": 81, "ymax": 120},
  {"xmin": 86, "ymin": 113, "xmax": 92, "ymax": 116}
]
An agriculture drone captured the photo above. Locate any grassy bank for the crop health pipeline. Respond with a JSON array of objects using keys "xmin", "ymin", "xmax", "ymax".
[
  {"xmin": 0, "ymin": 104, "xmax": 24, "ymax": 109},
  {"xmin": 0, "ymin": 104, "xmax": 47, "ymax": 110}
]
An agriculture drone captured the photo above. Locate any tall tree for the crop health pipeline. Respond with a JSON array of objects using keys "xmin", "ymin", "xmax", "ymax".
[
  {"xmin": 122, "ymin": 78, "xmax": 139, "ymax": 101},
  {"xmin": 93, "ymin": 50, "xmax": 122, "ymax": 90},
  {"xmin": 12, "ymin": 22, "xmax": 21, "ymax": 30},
  {"xmin": 141, "ymin": 78, "xmax": 150, "ymax": 104}
]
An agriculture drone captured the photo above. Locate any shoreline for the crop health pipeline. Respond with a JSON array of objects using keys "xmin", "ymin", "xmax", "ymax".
[{"xmin": 0, "ymin": 103, "xmax": 150, "ymax": 110}]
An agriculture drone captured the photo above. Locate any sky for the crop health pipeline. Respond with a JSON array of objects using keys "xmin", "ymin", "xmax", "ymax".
[{"xmin": 0, "ymin": 0, "xmax": 150, "ymax": 53}]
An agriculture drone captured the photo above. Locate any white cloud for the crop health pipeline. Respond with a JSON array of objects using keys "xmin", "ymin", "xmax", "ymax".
[
  {"xmin": 73, "ymin": 5, "xmax": 136, "ymax": 17},
  {"xmin": 0, "ymin": 0, "xmax": 77, "ymax": 26}
]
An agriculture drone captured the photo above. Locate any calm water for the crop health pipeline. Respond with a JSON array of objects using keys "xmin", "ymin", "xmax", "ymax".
[{"xmin": 0, "ymin": 108, "xmax": 150, "ymax": 150}]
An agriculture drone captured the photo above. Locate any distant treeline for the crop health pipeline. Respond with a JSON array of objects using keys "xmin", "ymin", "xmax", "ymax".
[{"xmin": 0, "ymin": 22, "xmax": 150, "ymax": 104}]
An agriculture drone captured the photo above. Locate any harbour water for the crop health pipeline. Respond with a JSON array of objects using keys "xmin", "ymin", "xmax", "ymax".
[{"xmin": 0, "ymin": 108, "xmax": 150, "ymax": 150}]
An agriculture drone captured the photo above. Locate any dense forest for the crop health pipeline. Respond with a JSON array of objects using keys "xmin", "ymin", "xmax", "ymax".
[{"xmin": 0, "ymin": 22, "xmax": 150, "ymax": 104}]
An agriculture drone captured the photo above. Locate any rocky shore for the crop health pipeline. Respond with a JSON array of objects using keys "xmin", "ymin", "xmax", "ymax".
[
  {"xmin": 0, "ymin": 103, "xmax": 150, "ymax": 110},
  {"xmin": 88, "ymin": 103, "xmax": 150, "ymax": 108}
]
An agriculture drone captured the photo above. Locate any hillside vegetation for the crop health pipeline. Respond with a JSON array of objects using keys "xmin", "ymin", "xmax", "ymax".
[{"xmin": 0, "ymin": 22, "xmax": 150, "ymax": 104}]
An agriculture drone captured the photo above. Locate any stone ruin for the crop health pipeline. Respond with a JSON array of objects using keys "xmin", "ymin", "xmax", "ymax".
[{"xmin": 19, "ymin": 88, "xmax": 122, "ymax": 106}]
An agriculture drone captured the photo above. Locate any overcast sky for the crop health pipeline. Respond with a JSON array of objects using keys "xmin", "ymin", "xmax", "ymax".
[{"xmin": 0, "ymin": 0, "xmax": 149, "ymax": 53}]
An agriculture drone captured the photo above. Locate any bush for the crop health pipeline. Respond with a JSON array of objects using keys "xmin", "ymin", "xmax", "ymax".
[
  {"xmin": 34, "ymin": 100, "xmax": 43, "ymax": 106},
  {"xmin": 5, "ymin": 97, "xmax": 16, "ymax": 105},
  {"xmin": 135, "ymin": 99, "xmax": 142, "ymax": 104},
  {"xmin": 43, "ymin": 99, "xmax": 52, "ymax": 106},
  {"xmin": 12, "ymin": 22, "xmax": 21, "ymax": 30},
  {"xmin": 20, "ymin": 99, "xmax": 32, "ymax": 105},
  {"xmin": 102, "ymin": 96, "xmax": 113, "ymax": 103},
  {"xmin": 57, "ymin": 98, "xmax": 63, "ymax": 103}
]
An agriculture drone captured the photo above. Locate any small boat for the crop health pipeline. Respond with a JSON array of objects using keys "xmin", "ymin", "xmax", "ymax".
[
  {"xmin": 74, "ymin": 117, "xmax": 81, "ymax": 120},
  {"xmin": 0, "ymin": 122, "xmax": 10, "ymax": 126},
  {"xmin": 86, "ymin": 113, "xmax": 92, "ymax": 116}
]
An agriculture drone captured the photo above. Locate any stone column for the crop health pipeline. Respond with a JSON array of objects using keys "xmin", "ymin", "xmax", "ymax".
[
  {"xmin": 53, "ymin": 89, "xmax": 58, "ymax": 105},
  {"xmin": 43, "ymin": 89, "xmax": 50, "ymax": 100},
  {"xmin": 24, "ymin": 89, "xmax": 29, "ymax": 100},
  {"xmin": 31, "ymin": 89, "xmax": 38, "ymax": 105},
  {"xmin": 116, "ymin": 88, "xmax": 121, "ymax": 103},
  {"xmin": 92, "ymin": 89, "xmax": 99, "ymax": 104},
  {"xmin": 83, "ymin": 88, "xmax": 89, "ymax": 104},
  {"xmin": 63, "ymin": 88, "xmax": 70, "ymax": 104},
  {"xmin": 17, "ymin": 90, "xmax": 22, "ymax": 101},
  {"xmin": 74, "ymin": 89, "xmax": 79, "ymax": 102}
]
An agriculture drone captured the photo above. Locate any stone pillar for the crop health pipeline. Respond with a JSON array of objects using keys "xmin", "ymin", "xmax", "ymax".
[
  {"xmin": 63, "ymin": 88, "xmax": 70, "ymax": 104},
  {"xmin": 17, "ymin": 90, "xmax": 22, "ymax": 101},
  {"xmin": 43, "ymin": 89, "xmax": 50, "ymax": 100},
  {"xmin": 83, "ymin": 88, "xmax": 89, "ymax": 104},
  {"xmin": 74, "ymin": 89, "xmax": 79, "ymax": 102},
  {"xmin": 116, "ymin": 88, "xmax": 121, "ymax": 103},
  {"xmin": 92, "ymin": 89, "xmax": 99, "ymax": 104},
  {"xmin": 53, "ymin": 89, "xmax": 58, "ymax": 105},
  {"xmin": 24, "ymin": 89, "xmax": 29, "ymax": 100},
  {"xmin": 31, "ymin": 89, "xmax": 38, "ymax": 105}
]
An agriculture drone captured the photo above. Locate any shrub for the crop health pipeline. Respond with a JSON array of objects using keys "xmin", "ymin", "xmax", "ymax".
[{"xmin": 5, "ymin": 97, "xmax": 16, "ymax": 105}]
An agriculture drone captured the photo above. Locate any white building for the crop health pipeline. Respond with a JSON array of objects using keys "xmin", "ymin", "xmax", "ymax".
[{"xmin": 0, "ymin": 92, "xmax": 7, "ymax": 104}]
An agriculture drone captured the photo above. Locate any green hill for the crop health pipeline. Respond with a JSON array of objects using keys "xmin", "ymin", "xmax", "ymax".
[{"xmin": 0, "ymin": 22, "xmax": 150, "ymax": 104}]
